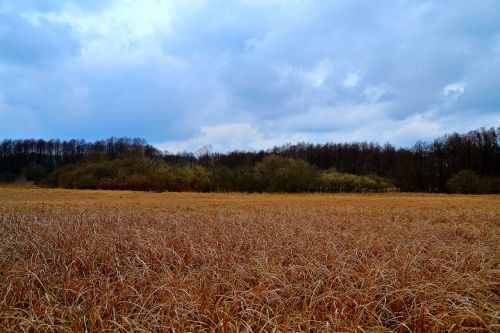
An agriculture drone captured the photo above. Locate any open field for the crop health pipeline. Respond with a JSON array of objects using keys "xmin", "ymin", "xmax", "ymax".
[{"xmin": 0, "ymin": 187, "xmax": 499, "ymax": 332}]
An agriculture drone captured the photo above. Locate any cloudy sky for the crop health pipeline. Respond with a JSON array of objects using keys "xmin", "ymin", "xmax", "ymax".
[{"xmin": 1, "ymin": 0, "xmax": 499, "ymax": 152}]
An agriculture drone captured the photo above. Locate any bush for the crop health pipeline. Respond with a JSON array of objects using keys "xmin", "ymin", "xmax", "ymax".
[
  {"xmin": 40, "ymin": 154, "xmax": 397, "ymax": 193},
  {"xmin": 254, "ymin": 155, "xmax": 318, "ymax": 192},
  {"xmin": 0, "ymin": 172, "xmax": 18, "ymax": 183},
  {"xmin": 22, "ymin": 164, "xmax": 47, "ymax": 181},
  {"xmin": 446, "ymin": 170, "xmax": 500, "ymax": 194},
  {"xmin": 190, "ymin": 165, "xmax": 212, "ymax": 192},
  {"xmin": 98, "ymin": 175, "xmax": 152, "ymax": 191},
  {"xmin": 37, "ymin": 164, "xmax": 77, "ymax": 188},
  {"xmin": 72, "ymin": 172, "xmax": 99, "ymax": 189},
  {"xmin": 318, "ymin": 171, "xmax": 395, "ymax": 193},
  {"xmin": 210, "ymin": 167, "xmax": 236, "ymax": 192},
  {"xmin": 235, "ymin": 168, "xmax": 263, "ymax": 193},
  {"xmin": 151, "ymin": 165, "xmax": 175, "ymax": 192},
  {"xmin": 483, "ymin": 176, "xmax": 500, "ymax": 193}
]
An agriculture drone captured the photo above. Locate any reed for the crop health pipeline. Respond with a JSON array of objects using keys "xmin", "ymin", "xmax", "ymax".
[{"xmin": 1, "ymin": 188, "xmax": 499, "ymax": 332}]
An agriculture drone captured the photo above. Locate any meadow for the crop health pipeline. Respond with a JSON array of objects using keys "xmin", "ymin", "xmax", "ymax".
[{"xmin": 0, "ymin": 187, "xmax": 499, "ymax": 332}]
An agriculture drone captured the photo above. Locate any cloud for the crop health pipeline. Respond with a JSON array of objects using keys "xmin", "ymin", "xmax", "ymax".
[
  {"xmin": 0, "ymin": 0, "xmax": 499, "ymax": 149},
  {"xmin": 342, "ymin": 72, "xmax": 361, "ymax": 88},
  {"xmin": 298, "ymin": 60, "xmax": 334, "ymax": 88},
  {"xmin": 363, "ymin": 84, "xmax": 393, "ymax": 103},
  {"xmin": 0, "ymin": 12, "xmax": 79, "ymax": 66},
  {"xmin": 159, "ymin": 110, "xmax": 500, "ymax": 153},
  {"xmin": 442, "ymin": 82, "xmax": 466, "ymax": 101},
  {"xmin": 158, "ymin": 123, "xmax": 267, "ymax": 153}
]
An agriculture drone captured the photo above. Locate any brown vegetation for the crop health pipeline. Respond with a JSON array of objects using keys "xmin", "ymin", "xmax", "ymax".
[{"xmin": 0, "ymin": 188, "xmax": 499, "ymax": 332}]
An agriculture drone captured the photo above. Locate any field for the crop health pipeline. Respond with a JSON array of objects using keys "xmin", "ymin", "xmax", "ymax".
[{"xmin": 0, "ymin": 187, "xmax": 499, "ymax": 332}]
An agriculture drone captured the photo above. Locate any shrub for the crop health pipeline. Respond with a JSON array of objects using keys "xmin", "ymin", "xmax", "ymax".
[
  {"xmin": 40, "ymin": 154, "xmax": 397, "ymax": 193},
  {"xmin": 483, "ymin": 176, "xmax": 500, "ymax": 193},
  {"xmin": 318, "ymin": 171, "xmax": 395, "ymax": 193},
  {"xmin": 0, "ymin": 172, "xmax": 18, "ymax": 183},
  {"xmin": 446, "ymin": 170, "xmax": 500, "ymax": 194},
  {"xmin": 151, "ymin": 165, "xmax": 175, "ymax": 192},
  {"xmin": 22, "ymin": 164, "xmax": 47, "ymax": 181},
  {"xmin": 190, "ymin": 165, "xmax": 212, "ymax": 192},
  {"xmin": 254, "ymin": 155, "xmax": 318, "ymax": 192}
]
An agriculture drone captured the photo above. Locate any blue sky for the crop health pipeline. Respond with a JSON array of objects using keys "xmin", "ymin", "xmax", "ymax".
[{"xmin": 0, "ymin": 0, "xmax": 499, "ymax": 152}]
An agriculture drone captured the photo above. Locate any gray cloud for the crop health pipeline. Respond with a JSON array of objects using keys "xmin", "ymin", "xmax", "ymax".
[
  {"xmin": 0, "ymin": 13, "xmax": 79, "ymax": 66},
  {"xmin": 0, "ymin": 0, "xmax": 499, "ymax": 150}
]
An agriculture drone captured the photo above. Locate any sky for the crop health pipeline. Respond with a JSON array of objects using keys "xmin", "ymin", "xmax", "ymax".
[{"xmin": 0, "ymin": 0, "xmax": 499, "ymax": 152}]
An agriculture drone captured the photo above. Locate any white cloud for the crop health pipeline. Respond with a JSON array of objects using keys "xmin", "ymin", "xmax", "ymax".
[
  {"xmin": 387, "ymin": 112, "xmax": 442, "ymax": 142},
  {"xmin": 154, "ymin": 105, "xmax": 500, "ymax": 152},
  {"xmin": 442, "ymin": 82, "xmax": 466, "ymax": 101},
  {"xmin": 158, "ymin": 123, "xmax": 265, "ymax": 153},
  {"xmin": 301, "ymin": 60, "xmax": 333, "ymax": 88},
  {"xmin": 157, "ymin": 122, "xmax": 328, "ymax": 153},
  {"xmin": 282, "ymin": 102, "xmax": 391, "ymax": 133},
  {"xmin": 30, "ymin": 0, "xmax": 177, "ymax": 64},
  {"xmin": 275, "ymin": 60, "xmax": 333, "ymax": 88},
  {"xmin": 341, "ymin": 72, "xmax": 360, "ymax": 88},
  {"xmin": 363, "ymin": 84, "xmax": 392, "ymax": 103}
]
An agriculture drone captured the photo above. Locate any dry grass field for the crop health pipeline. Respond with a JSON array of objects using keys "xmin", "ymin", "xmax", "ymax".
[{"xmin": 0, "ymin": 187, "xmax": 499, "ymax": 332}]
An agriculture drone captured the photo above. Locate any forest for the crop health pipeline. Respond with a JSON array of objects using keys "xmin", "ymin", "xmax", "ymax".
[{"xmin": 1, "ymin": 127, "xmax": 499, "ymax": 193}]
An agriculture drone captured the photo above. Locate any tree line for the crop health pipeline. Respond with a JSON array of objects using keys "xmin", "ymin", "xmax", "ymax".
[
  {"xmin": 37, "ymin": 154, "xmax": 395, "ymax": 193},
  {"xmin": 1, "ymin": 127, "xmax": 499, "ymax": 193}
]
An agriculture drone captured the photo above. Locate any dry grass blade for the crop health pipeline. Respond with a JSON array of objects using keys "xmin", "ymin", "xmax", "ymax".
[{"xmin": 0, "ymin": 188, "xmax": 499, "ymax": 332}]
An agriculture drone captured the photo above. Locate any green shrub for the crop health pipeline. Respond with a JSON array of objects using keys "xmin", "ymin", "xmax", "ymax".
[
  {"xmin": 190, "ymin": 165, "xmax": 212, "ymax": 192},
  {"xmin": 254, "ymin": 155, "xmax": 317, "ymax": 192},
  {"xmin": 40, "ymin": 154, "xmax": 397, "ymax": 193},
  {"xmin": 318, "ymin": 170, "xmax": 395, "ymax": 192},
  {"xmin": 151, "ymin": 165, "xmax": 175, "ymax": 192}
]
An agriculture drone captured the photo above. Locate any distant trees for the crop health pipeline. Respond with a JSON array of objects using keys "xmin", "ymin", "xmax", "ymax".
[
  {"xmin": 0, "ymin": 137, "xmax": 162, "ymax": 182},
  {"xmin": 2, "ymin": 127, "xmax": 500, "ymax": 193},
  {"xmin": 38, "ymin": 154, "xmax": 395, "ymax": 193}
]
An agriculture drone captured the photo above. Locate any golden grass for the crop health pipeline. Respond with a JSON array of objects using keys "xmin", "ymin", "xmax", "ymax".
[{"xmin": 0, "ymin": 188, "xmax": 499, "ymax": 332}]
